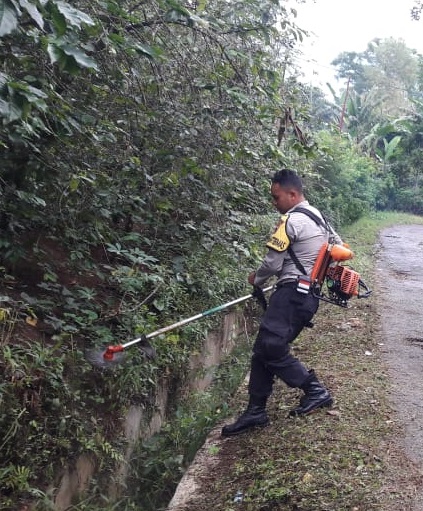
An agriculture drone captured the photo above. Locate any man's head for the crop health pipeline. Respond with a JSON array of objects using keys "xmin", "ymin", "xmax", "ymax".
[{"xmin": 270, "ymin": 169, "xmax": 305, "ymax": 213}]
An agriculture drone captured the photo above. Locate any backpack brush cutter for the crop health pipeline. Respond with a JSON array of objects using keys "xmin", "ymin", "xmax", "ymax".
[
  {"xmin": 86, "ymin": 244, "xmax": 371, "ymax": 368},
  {"xmin": 85, "ymin": 285, "xmax": 273, "ymax": 368},
  {"xmin": 303, "ymin": 242, "xmax": 372, "ymax": 307}
]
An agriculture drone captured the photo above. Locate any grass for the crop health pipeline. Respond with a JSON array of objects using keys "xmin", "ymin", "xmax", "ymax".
[{"xmin": 175, "ymin": 211, "xmax": 423, "ymax": 511}]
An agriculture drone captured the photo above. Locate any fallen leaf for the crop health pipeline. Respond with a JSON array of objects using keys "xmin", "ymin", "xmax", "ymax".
[
  {"xmin": 302, "ymin": 472, "xmax": 313, "ymax": 483},
  {"xmin": 26, "ymin": 316, "xmax": 38, "ymax": 327},
  {"xmin": 327, "ymin": 409, "xmax": 341, "ymax": 417}
]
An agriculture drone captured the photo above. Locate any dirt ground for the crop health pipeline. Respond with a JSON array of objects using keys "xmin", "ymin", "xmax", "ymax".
[{"xmin": 167, "ymin": 224, "xmax": 423, "ymax": 511}]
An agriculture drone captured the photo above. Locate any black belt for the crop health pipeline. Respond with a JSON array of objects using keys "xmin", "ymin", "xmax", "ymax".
[{"xmin": 276, "ymin": 280, "xmax": 297, "ymax": 289}]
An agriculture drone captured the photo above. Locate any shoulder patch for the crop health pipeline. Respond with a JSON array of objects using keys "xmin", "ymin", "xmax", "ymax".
[{"xmin": 266, "ymin": 214, "xmax": 290, "ymax": 252}]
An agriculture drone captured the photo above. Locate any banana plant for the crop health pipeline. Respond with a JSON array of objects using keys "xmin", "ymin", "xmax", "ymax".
[{"xmin": 378, "ymin": 135, "xmax": 402, "ymax": 163}]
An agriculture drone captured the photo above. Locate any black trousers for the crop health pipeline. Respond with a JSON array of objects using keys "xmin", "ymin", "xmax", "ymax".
[{"xmin": 248, "ymin": 284, "xmax": 319, "ymax": 398}]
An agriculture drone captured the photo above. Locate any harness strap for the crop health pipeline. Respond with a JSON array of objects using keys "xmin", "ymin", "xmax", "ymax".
[
  {"xmin": 290, "ymin": 206, "xmax": 329, "ymax": 229},
  {"xmin": 287, "ymin": 207, "xmax": 331, "ymax": 276},
  {"xmin": 287, "ymin": 246, "xmax": 307, "ymax": 275}
]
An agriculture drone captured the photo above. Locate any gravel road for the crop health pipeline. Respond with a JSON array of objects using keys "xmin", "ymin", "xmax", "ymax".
[{"xmin": 377, "ymin": 225, "xmax": 423, "ymax": 511}]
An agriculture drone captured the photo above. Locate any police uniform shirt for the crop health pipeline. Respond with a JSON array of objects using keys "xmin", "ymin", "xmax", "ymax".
[{"xmin": 253, "ymin": 201, "xmax": 341, "ymax": 288}]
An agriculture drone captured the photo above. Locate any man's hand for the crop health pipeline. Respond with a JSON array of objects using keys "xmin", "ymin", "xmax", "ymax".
[
  {"xmin": 251, "ymin": 285, "xmax": 267, "ymax": 311},
  {"xmin": 248, "ymin": 272, "xmax": 256, "ymax": 285}
]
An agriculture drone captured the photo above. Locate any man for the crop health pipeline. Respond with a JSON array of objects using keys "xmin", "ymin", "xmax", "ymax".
[{"xmin": 221, "ymin": 169, "xmax": 342, "ymax": 437}]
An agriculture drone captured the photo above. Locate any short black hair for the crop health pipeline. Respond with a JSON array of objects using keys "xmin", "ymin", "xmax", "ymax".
[{"xmin": 271, "ymin": 169, "xmax": 303, "ymax": 193}]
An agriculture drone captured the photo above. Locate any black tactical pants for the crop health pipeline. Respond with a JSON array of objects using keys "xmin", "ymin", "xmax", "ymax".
[{"xmin": 248, "ymin": 283, "xmax": 319, "ymax": 398}]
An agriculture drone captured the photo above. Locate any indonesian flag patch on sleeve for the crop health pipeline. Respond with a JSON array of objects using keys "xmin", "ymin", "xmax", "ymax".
[{"xmin": 266, "ymin": 214, "xmax": 291, "ymax": 252}]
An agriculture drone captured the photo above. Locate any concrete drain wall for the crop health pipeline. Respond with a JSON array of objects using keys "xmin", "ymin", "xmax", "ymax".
[{"xmin": 52, "ymin": 310, "xmax": 248, "ymax": 509}]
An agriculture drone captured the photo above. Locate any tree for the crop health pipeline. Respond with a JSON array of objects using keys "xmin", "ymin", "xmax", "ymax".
[
  {"xmin": 0, "ymin": 0, "xmax": 97, "ymax": 141},
  {"xmin": 412, "ymin": 1, "xmax": 423, "ymax": 19},
  {"xmin": 0, "ymin": 0, "xmax": 311, "ymax": 243},
  {"xmin": 331, "ymin": 51, "xmax": 367, "ymax": 94},
  {"xmin": 306, "ymin": 131, "xmax": 378, "ymax": 225},
  {"xmin": 332, "ymin": 38, "xmax": 421, "ymax": 118},
  {"xmin": 342, "ymin": 88, "xmax": 389, "ymax": 146}
]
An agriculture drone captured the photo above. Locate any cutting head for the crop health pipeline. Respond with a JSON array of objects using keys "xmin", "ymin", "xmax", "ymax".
[
  {"xmin": 85, "ymin": 340, "xmax": 156, "ymax": 368},
  {"xmin": 85, "ymin": 345, "xmax": 126, "ymax": 368}
]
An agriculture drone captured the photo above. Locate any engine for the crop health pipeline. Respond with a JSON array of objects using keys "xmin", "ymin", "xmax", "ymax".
[{"xmin": 311, "ymin": 243, "xmax": 371, "ymax": 307}]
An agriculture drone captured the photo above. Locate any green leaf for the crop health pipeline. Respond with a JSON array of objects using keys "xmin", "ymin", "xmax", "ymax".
[
  {"xmin": 24, "ymin": 84, "xmax": 48, "ymax": 99},
  {"xmin": 383, "ymin": 136, "xmax": 401, "ymax": 161},
  {"xmin": 69, "ymin": 176, "xmax": 79, "ymax": 192},
  {"xmin": 133, "ymin": 43, "xmax": 159, "ymax": 59},
  {"xmin": 60, "ymin": 43, "xmax": 98, "ymax": 70},
  {"xmin": 0, "ymin": 71, "xmax": 7, "ymax": 88},
  {"xmin": 48, "ymin": 5, "xmax": 66, "ymax": 35},
  {"xmin": 0, "ymin": 0, "xmax": 19, "ymax": 37},
  {"xmin": 108, "ymin": 32, "xmax": 125, "ymax": 45},
  {"xmin": 164, "ymin": 0, "xmax": 190, "ymax": 16},
  {"xmin": 6, "ymin": 101, "xmax": 22, "ymax": 122},
  {"xmin": 46, "ymin": 42, "xmax": 61, "ymax": 64},
  {"xmin": 55, "ymin": 1, "xmax": 95, "ymax": 29},
  {"xmin": 196, "ymin": 0, "xmax": 207, "ymax": 12},
  {"xmin": 7, "ymin": 80, "xmax": 48, "ymax": 100},
  {"xmin": 47, "ymin": 40, "xmax": 98, "ymax": 71},
  {"xmin": 0, "ymin": 98, "xmax": 10, "ymax": 117},
  {"xmin": 18, "ymin": 0, "xmax": 44, "ymax": 30}
]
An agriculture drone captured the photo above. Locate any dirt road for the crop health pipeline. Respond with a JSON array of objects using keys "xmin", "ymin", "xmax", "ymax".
[{"xmin": 377, "ymin": 225, "xmax": 423, "ymax": 511}]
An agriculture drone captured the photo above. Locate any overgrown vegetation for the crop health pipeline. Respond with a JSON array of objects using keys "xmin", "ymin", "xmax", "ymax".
[
  {"xmin": 0, "ymin": 217, "xmax": 265, "ymax": 509},
  {"xmin": 2, "ymin": 0, "xmax": 423, "ymax": 509}
]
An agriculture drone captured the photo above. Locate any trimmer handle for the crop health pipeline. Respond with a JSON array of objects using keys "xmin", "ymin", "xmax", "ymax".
[{"xmin": 357, "ymin": 279, "xmax": 372, "ymax": 299}]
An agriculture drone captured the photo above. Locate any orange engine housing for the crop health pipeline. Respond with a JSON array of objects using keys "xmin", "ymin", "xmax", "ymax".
[
  {"xmin": 310, "ymin": 243, "xmax": 331, "ymax": 284},
  {"xmin": 311, "ymin": 243, "xmax": 354, "ymax": 286},
  {"xmin": 326, "ymin": 265, "xmax": 360, "ymax": 297}
]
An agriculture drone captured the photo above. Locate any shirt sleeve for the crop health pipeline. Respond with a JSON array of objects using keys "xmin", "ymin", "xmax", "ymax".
[{"xmin": 253, "ymin": 248, "xmax": 287, "ymax": 287}]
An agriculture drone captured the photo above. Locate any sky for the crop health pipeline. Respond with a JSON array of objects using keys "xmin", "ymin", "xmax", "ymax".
[{"xmin": 288, "ymin": 0, "xmax": 423, "ymax": 91}]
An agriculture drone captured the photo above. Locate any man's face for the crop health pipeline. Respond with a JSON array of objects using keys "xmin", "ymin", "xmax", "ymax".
[{"xmin": 270, "ymin": 183, "xmax": 296, "ymax": 213}]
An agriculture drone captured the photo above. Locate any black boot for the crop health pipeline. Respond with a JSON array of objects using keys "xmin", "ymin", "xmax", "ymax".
[
  {"xmin": 289, "ymin": 370, "xmax": 333, "ymax": 417},
  {"xmin": 221, "ymin": 396, "xmax": 269, "ymax": 437}
]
